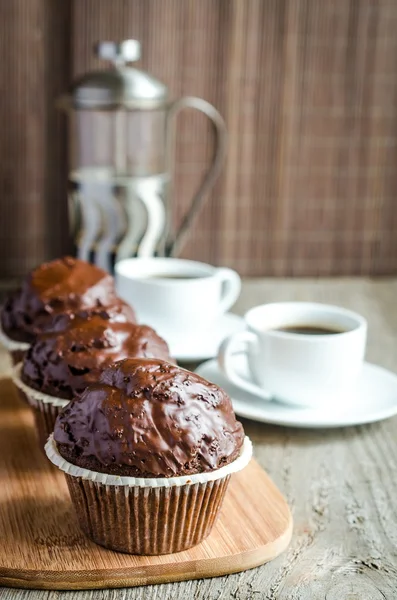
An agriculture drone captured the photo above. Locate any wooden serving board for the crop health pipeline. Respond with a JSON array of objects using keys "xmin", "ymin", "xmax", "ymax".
[{"xmin": 0, "ymin": 377, "xmax": 292, "ymax": 591}]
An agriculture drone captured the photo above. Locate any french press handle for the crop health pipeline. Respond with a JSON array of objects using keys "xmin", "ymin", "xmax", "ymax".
[{"xmin": 165, "ymin": 97, "xmax": 227, "ymax": 257}]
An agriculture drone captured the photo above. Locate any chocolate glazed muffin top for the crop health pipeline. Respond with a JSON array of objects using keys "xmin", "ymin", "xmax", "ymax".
[
  {"xmin": 42, "ymin": 299, "xmax": 136, "ymax": 334},
  {"xmin": 22, "ymin": 317, "xmax": 170, "ymax": 399},
  {"xmin": 54, "ymin": 358, "xmax": 245, "ymax": 478},
  {"xmin": 1, "ymin": 256, "xmax": 134, "ymax": 343}
]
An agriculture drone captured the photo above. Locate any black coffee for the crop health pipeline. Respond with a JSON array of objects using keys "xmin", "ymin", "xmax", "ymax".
[
  {"xmin": 144, "ymin": 274, "xmax": 203, "ymax": 280},
  {"xmin": 275, "ymin": 325, "xmax": 345, "ymax": 335}
]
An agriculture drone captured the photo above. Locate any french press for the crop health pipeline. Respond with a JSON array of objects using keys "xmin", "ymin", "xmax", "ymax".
[{"xmin": 60, "ymin": 39, "xmax": 227, "ymax": 271}]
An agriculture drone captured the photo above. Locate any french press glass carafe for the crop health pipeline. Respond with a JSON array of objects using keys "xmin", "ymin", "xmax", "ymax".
[{"xmin": 59, "ymin": 39, "xmax": 227, "ymax": 271}]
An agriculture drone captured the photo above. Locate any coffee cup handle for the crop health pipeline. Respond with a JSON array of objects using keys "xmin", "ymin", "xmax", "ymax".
[
  {"xmin": 218, "ymin": 331, "xmax": 272, "ymax": 400},
  {"xmin": 215, "ymin": 268, "xmax": 241, "ymax": 314}
]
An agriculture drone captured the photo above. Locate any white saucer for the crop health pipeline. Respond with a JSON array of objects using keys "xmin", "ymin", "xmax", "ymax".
[
  {"xmin": 196, "ymin": 354, "xmax": 397, "ymax": 428},
  {"xmin": 169, "ymin": 313, "xmax": 245, "ymax": 362}
]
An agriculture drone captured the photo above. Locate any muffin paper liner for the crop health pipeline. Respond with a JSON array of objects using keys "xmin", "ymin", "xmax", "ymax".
[
  {"xmin": 45, "ymin": 435, "xmax": 252, "ymax": 554},
  {"xmin": 0, "ymin": 322, "xmax": 30, "ymax": 365},
  {"xmin": 12, "ymin": 363, "xmax": 70, "ymax": 408},
  {"xmin": 10, "ymin": 348, "xmax": 28, "ymax": 366},
  {"xmin": 12, "ymin": 363, "xmax": 69, "ymax": 446},
  {"xmin": 32, "ymin": 400, "xmax": 63, "ymax": 449},
  {"xmin": 45, "ymin": 434, "xmax": 252, "ymax": 488},
  {"xmin": 0, "ymin": 325, "xmax": 30, "ymax": 356}
]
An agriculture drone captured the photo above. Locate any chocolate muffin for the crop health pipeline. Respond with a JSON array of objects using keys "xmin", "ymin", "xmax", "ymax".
[
  {"xmin": 46, "ymin": 358, "xmax": 251, "ymax": 554},
  {"xmin": 42, "ymin": 300, "xmax": 136, "ymax": 334},
  {"xmin": 15, "ymin": 318, "xmax": 170, "ymax": 448},
  {"xmin": 55, "ymin": 358, "xmax": 244, "ymax": 477},
  {"xmin": 1, "ymin": 256, "xmax": 135, "ymax": 363}
]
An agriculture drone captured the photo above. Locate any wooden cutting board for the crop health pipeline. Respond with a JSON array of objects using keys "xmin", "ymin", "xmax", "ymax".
[{"xmin": 0, "ymin": 377, "xmax": 292, "ymax": 590}]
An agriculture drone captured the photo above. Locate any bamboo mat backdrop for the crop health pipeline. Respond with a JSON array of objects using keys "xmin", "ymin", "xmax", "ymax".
[{"xmin": 1, "ymin": 0, "xmax": 396, "ymax": 281}]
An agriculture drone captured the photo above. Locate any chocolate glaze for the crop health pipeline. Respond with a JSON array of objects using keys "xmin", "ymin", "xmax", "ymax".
[
  {"xmin": 22, "ymin": 317, "xmax": 170, "ymax": 399},
  {"xmin": 42, "ymin": 299, "xmax": 136, "ymax": 333},
  {"xmin": 54, "ymin": 358, "xmax": 245, "ymax": 478},
  {"xmin": 1, "ymin": 257, "xmax": 133, "ymax": 343}
]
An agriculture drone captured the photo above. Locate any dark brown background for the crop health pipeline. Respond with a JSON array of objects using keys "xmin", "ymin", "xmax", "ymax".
[{"xmin": 1, "ymin": 0, "xmax": 396, "ymax": 281}]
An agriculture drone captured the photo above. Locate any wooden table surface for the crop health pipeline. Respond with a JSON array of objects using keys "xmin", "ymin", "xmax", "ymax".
[{"xmin": 2, "ymin": 278, "xmax": 397, "ymax": 600}]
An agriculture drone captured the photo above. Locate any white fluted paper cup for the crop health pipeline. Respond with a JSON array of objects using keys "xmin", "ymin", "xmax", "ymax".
[
  {"xmin": 0, "ymin": 322, "xmax": 30, "ymax": 365},
  {"xmin": 45, "ymin": 434, "xmax": 253, "ymax": 555},
  {"xmin": 12, "ymin": 363, "xmax": 70, "ymax": 448}
]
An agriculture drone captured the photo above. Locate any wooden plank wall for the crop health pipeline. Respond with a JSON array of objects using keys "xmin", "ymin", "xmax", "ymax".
[
  {"xmin": 1, "ymin": 0, "xmax": 397, "ymax": 279},
  {"xmin": 0, "ymin": 0, "xmax": 71, "ymax": 281}
]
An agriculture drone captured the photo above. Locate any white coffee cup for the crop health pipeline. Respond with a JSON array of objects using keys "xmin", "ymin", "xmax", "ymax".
[
  {"xmin": 218, "ymin": 302, "xmax": 367, "ymax": 408},
  {"xmin": 115, "ymin": 258, "xmax": 241, "ymax": 339}
]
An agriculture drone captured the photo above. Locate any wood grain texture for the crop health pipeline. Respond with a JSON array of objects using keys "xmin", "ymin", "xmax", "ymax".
[
  {"xmin": 0, "ymin": 375, "xmax": 292, "ymax": 590},
  {"xmin": 1, "ymin": 0, "xmax": 397, "ymax": 279},
  {"xmin": 70, "ymin": 0, "xmax": 397, "ymax": 276},
  {"xmin": 1, "ymin": 278, "xmax": 396, "ymax": 598},
  {"xmin": 0, "ymin": 0, "xmax": 72, "ymax": 279}
]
